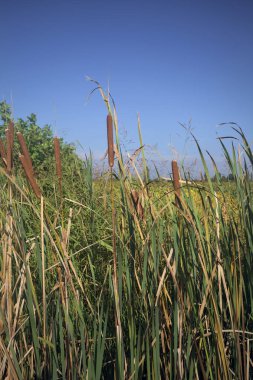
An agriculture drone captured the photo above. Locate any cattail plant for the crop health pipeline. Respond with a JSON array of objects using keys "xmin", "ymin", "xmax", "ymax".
[
  {"xmin": 0, "ymin": 121, "xmax": 15, "ymax": 378},
  {"xmin": 107, "ymin": 113, "xmax": 116, "ymax": 275},
  {"xmin": 107, "ymin": 112, "xmax": 125, "ymax": 377},
  {"xmin": 17, "ymin": 132, "xmax": 46, "ymax": 371}
]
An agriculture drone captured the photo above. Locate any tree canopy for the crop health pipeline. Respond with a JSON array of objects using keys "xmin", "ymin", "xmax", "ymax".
[{"xmin": 0, "ymin": 101, "xmax": 80, "ymax": 175}]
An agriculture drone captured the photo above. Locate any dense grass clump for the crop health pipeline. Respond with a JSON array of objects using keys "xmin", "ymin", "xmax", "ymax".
[{"xmin": 0, "ymin": 90, "xmax": 253, "ymax": 379}]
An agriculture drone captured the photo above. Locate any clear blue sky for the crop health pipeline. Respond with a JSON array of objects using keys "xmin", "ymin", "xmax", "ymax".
[{"xmin": 1, "ymin": 0, "xmax": 253, "ymax": 173}]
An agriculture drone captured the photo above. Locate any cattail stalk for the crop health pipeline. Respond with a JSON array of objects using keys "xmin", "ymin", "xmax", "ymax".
[
  {"xmin": 107, "ymin": 113, "xmax": 117, "ymax": 279},
  {"xmin": 40, "ymin": 196, "xmax": 47, "ymax": 366},
  {"xmin": 107, "ymin": 114, "xmax": 114, "ymax": 168},
  {"xmin": 3, "ymin": 122, "xmax": 15, "ymax": 370},
  {"xmin": 107, "ymin": 113, "xmax": 124, "ymax": 371},
  {"xmin": 53, "ymin": 137, "xmax": 62, "ymax": 194}
]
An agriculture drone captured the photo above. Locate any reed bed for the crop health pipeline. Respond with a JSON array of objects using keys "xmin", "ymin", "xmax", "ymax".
[{"xmin": 0, "ymin": 92, "xmax": 253, "ymax": 379}]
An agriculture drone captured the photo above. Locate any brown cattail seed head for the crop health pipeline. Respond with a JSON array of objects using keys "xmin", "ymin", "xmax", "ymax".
[
  {"xmin": 107, "ymin": 114, "xmax": 114, "ymax": 168},
  {"xmin": 171, "ymin": 160, "xmax": 181, "ymax": 203},
  {"xmin": 17, "ymin": 132, "xmax": 34, "ymax": 174},
  {"xmin": 19, "ymin": 154, "xmax": 41, "ymax": 199}
]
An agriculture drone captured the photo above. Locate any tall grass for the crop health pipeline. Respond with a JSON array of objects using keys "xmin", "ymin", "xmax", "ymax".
[{"xmin": 0, "ymin": 95, "xmax": 253, "ymax": 379}]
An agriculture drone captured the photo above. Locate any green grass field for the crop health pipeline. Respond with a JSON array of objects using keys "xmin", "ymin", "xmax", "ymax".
[{"xmin": 0, "ymin": 94, "xmax": 253, "ymax": 379}]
